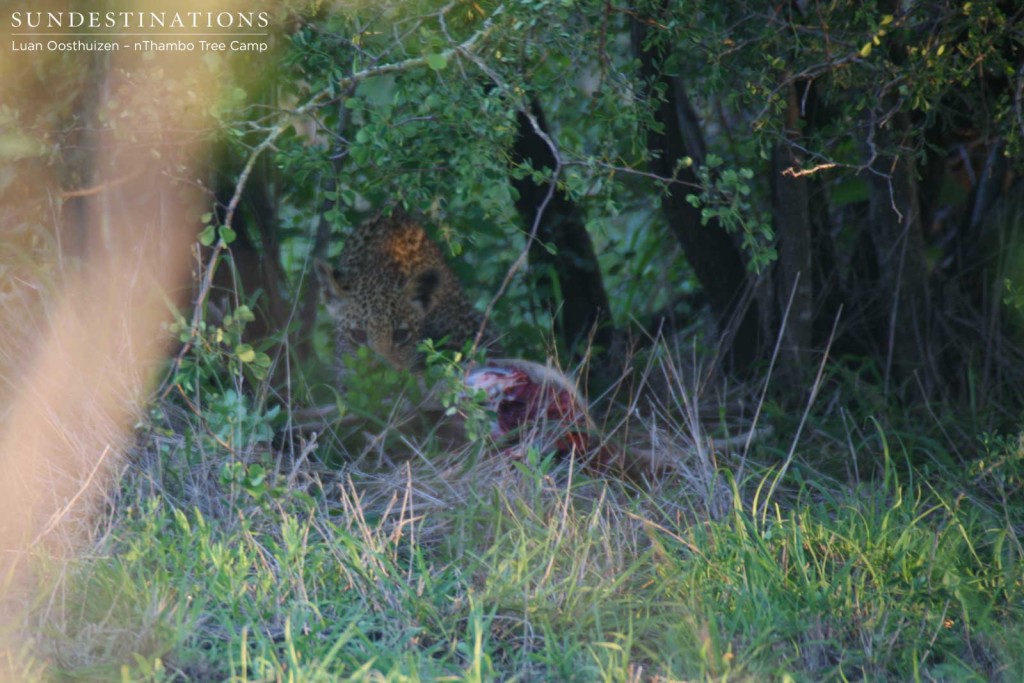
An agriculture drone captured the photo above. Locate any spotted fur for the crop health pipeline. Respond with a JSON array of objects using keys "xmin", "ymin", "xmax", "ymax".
[{"xmin": 316, "ymin": 211, "xmax": 497, "ymax": 373}]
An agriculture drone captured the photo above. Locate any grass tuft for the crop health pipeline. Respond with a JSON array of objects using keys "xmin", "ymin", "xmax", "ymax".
[{"xmin": 8, "ymin": 337, "xmax": 1024, "ymax": 681}]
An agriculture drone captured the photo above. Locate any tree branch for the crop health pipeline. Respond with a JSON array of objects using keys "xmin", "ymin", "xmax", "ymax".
[{"xmin": 163, "ymin": 7, "xmax": 504, "ymax": 394}]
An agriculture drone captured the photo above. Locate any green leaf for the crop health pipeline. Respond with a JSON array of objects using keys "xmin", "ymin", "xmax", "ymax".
[
  {"xmin": 0, "ymin": 132, "xmax": 47, "ymax": 161},
  {"xmin": 198, "ymin": 223, "xmax": 216, "ymax": 247},
  {"xmin": 235, "ymin": 344, "xmax": 256, "ymax": 363},
  {"xmin": 426, "ymin": 53, "xmax": 448, "ymax": 71},
  {"xmin": 246, "ymin": 464, "xmax": 266, "ymax": 487}
]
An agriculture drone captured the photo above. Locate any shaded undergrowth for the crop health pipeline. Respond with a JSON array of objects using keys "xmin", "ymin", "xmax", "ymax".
[{"xmin": 8, "ymin": 340, "xmax": 1024, "ymax": 682}]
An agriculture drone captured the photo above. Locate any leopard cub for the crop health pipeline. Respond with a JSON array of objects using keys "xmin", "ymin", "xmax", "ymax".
[{"xmin": 315, "ymin": 211, "xmax": 498, "ymax": 374}]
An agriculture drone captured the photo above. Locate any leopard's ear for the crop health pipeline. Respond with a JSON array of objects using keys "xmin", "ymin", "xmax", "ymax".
[
  {"xmin": 406, "ymin": 267, "xmax": 441, "ymax": 314},
  {"xmin": 314, "ymin": 258, "xmax": 351, "ymax": 298}
]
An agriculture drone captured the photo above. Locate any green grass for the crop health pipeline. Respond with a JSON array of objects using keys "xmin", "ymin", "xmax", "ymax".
[{"xmin": 7, "ymin": 360, "xmax": 1024, "ymax": 682}]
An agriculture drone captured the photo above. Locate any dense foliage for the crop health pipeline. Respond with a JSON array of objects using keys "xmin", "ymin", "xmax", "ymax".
[
  {"xmin": 5, "ymin": 1, "xmax": 1023, "ymax": 402},
  {"xmin": 3, "ymin": 1, "xmax": 1024, "ymax": 681},
  {"xmin": 188, "ymin": 0, "xmax": 1024, "ymax": 409}
]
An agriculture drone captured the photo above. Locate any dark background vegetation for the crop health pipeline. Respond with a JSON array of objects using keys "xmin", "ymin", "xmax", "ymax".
[
  {"xmin": 7, "ymin": 1, "xmax": 1024, "ymax": 420},
  {"xmin": 216, "ymin": 0, "xmax": 1024, "ymax": 428},
  {"xmin": 5, "ymin": 2, "xmax": 1024, "ymax": 680}
]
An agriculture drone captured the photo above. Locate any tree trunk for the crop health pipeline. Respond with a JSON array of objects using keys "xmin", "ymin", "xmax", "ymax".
[
  {"xmin": 631, "ymin": 14, "xmax": 760, "ymax": 371},
  {"xmin": 211, "ymin": 158, "xmax": 287, "ymax": 347},
  {"xmin": 510, "ymin": 103, "xmax": 614, "ymax": 358},
  {"xmin": 770, "ymin": 144, "xmax": 813, "ymax": 367},
  {"xmin": 297, "ymin": 95, "xmax": 355, "ymax": 359},
  {"xmin": 865, "ymin": 111, "xmax": 936, "ymax": 393},
  {"xmin": 769, "ymin": 81, "xmax": 814, "ymax": 370}
]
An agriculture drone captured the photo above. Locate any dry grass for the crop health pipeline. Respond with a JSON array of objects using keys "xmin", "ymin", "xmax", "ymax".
[{"xmin": 3, "ymin": 329, "xmax": 1023, "ymax": 680}]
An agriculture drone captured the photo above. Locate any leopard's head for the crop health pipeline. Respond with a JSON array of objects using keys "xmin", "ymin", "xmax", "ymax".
[{"xmin": 315, "ymin": 258, "xmax": 443, "ymax": 370}]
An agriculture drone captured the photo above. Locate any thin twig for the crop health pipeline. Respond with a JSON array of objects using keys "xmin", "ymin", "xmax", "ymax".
[
  {"xmin": 163, "ymin": 10, "xmax": 503, "ymax": 395},
  {"xmin": 60, "ymin": 170, "xmax": 141, "ymax": 198},
  {"xmin": 33, "ymin": 445, "xmax": 113, "ymax": 546},
  {"xmin": 759, "ymin": 307, "xmax": 842, "ymax": 525},
  {"xmin": 782, "ymin": 162, "xmax": 837, "ymax": 178},
  {"xmin": 564, "ymin": 158, "xmax": 703, "ymax": 191},
  {"xmin": 474, "ymin": 107, "xmax": 561, "ymax": 352},
  {"xmin": 738, "ymin": 272, "xmax": 801, "ymax": 482}
]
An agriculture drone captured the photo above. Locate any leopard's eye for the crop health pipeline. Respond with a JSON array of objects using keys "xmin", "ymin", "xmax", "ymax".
[
  {"xmin": 392, "ymin": 328, "xmax": 412, "ymax": 346},
  {"xmin": 348, "ymin": 328, "xmax": 368, "ymax": 345}
]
